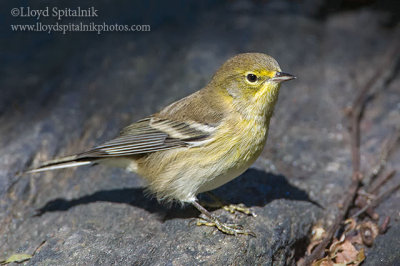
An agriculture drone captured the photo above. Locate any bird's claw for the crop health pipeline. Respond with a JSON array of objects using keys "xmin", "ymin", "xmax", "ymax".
[
  {"xmin": 223, "ymin": 203, "xmax": 257, "ymax": 217},
  {"xmin": 195, "ymin": 217, "xmax": 256, "ymax": 237}
]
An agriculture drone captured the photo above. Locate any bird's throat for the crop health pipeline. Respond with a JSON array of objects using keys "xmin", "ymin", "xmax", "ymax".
[{"xmin": 234, "ymin": 83, "xmax": 281, "ymax": 125}]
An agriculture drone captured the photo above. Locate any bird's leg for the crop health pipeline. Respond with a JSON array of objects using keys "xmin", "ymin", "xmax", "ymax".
[
  {"xmin": 205, "ymin": 192, "xmax": 257, "ymax": 217},
  {"xmin": 191, "ymin": 199, "xmax": 255, "ymax": 236}
]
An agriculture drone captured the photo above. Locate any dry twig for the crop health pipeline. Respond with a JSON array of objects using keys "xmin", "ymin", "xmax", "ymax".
[
  {"xmin": 300, "ymin": 35, "xmax": 400, "ymax": 266},
  {"xmin": 365, "ymin": 129, "xmax": 400, "ymax": 188},
  {"xmin": 352, "ymin": 171, "xmax": 398, "ymax": 218}
]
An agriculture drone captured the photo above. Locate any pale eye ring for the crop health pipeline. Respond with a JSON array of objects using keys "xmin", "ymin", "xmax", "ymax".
[{"xmin": 246, "ymin": 73, "xmax": 258, "ymax": 83}]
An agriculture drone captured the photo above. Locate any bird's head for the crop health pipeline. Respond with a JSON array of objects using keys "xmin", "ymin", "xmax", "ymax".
[{"xmin": 210, "ymin": 53, "xmax": 295, "ymax": 119}]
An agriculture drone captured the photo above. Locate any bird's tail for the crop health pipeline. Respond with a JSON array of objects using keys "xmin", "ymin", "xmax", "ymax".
[{"xmin": 25, "ymin": 155, "xmax": 93, "ymax": 174}]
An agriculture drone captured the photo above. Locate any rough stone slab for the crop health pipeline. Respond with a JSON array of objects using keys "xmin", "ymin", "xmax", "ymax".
[{"xmin": 1, "ymin": 1, "xmax": 399, "ymax": 265}]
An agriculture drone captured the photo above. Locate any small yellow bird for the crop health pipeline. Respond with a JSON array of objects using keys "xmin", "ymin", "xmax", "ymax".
[{"xmin": 27, "ymin": 53, "xmax": 295, "ymax": 235}]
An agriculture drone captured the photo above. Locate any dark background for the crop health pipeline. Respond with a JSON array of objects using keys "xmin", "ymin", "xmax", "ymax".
[{"xmin": 1, "ymin": 0, "xmax": 399, "ymax": 265}]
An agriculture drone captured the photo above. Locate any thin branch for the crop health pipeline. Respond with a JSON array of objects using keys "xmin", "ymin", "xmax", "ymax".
[
  {"xmin": 366, "ymin": 130, "xmax": 400, "ymax": 189},
  {"xmin": 300, "ymin": 35, "xmax": 400, "ymax": 266},
  {"xmin": 369, "ymin": 169, "xmax": 396, "ymax": 195},
  {"xmin": 352, "ymin": 175, "xmax": 400, "ymax": 218}
]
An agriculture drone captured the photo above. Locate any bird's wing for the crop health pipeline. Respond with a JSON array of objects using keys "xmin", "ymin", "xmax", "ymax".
[{"xmin": 78, "ymin": 117, "xmax": 216, "ymax": 158}]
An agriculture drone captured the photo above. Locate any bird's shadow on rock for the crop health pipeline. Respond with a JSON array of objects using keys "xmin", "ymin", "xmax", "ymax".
[{"xmin": 35, "ymin": 168, "xmax": 319, "ymax": 221}]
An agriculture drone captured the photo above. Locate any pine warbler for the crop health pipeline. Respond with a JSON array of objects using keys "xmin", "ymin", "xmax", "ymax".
[{"xmin": 28, "ymin": 53, "xmax": 295, "ymax": 235}]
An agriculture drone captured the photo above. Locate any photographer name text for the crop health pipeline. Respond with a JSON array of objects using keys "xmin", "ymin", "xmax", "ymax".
[{"xmin": 11, "ymin": 7, "xmax": 98, "ymax": 20}]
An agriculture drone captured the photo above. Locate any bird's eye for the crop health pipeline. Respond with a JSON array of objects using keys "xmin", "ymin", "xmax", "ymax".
[{"xmin": 246, "ymin": 73, "xmax": 258, "ymax": 83}]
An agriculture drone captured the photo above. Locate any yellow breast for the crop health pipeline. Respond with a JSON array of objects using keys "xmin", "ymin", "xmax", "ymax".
[{"xmin": 196, "ymin": 116, "xmax": 268, "ymax": 193}]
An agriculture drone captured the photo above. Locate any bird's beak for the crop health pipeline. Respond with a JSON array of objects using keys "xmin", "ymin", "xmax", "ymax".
[{"xmin": 270, "ymin": 72, "xmax": 296, "ymax": 83}]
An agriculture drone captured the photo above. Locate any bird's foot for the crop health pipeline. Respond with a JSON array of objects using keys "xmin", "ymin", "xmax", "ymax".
[
  {"xmin": 204, "ymin": 192, "xmax": 256, "ymax": 217},
  {"xmin": 195, "ymin": 216, "xmax": 256, "ymax": 237},
  {"xmin": 223, "ymin": 203, "xmax": 257, "ymax": 217}
]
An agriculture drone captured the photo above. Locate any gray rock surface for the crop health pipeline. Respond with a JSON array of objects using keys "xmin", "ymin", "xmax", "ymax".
[{"xmin": 1, "ymin": 1, "xmax": 399, "ymax": 265}]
